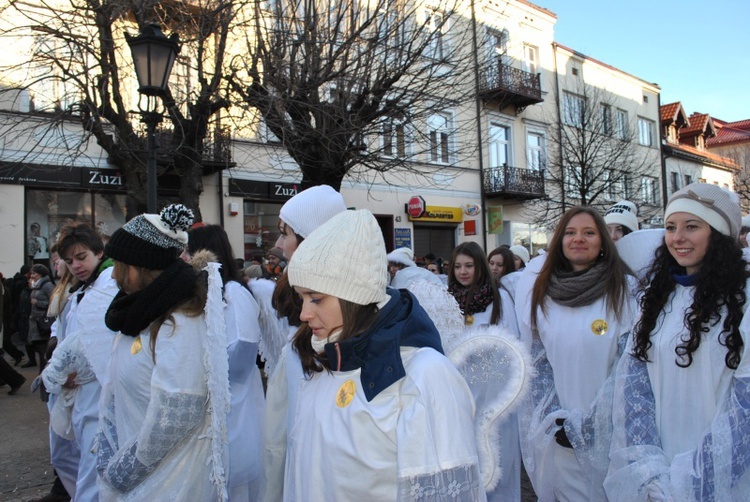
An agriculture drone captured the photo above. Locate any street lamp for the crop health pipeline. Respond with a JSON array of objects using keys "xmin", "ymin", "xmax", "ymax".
[{"xmin": 126, "ymin": 23, "xmax": 180, "ymax": 213}]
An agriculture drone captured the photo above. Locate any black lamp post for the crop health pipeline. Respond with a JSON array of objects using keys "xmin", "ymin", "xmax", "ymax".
[{"xmin": 125, "ymin": 23, "xmax": 180, "ymax": 213}]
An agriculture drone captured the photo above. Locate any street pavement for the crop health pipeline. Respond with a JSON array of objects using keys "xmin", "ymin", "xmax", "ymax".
[
  {"xmin": 0, "ymin": 363, "xmax": 55, "ymax": 501},
  {"xmin": 0, "ymin": 358, "xmax": 538, "ymax": 501}
]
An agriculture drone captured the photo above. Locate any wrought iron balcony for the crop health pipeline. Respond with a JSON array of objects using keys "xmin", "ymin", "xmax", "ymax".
[
  {"xmin": 483, "ymin": 164, "xmax": 545, "ymax": 199},
  {"xmin": 147, "ymin": 125, "xmax": 234, "ymax": 173},
  {"xmin": 478, "ymin": 62, "xmax": 543, "ymax": 109}
]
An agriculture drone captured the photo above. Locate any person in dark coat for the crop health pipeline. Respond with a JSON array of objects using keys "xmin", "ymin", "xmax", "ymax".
[{"xmin": 27, "ymin": 264, "xmax": 54, "ymax": 372}]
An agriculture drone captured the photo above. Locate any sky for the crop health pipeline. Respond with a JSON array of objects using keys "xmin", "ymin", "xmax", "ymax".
[{"xmin": 536, "ymin": 0, "xmax": 750, "ymax": 123}]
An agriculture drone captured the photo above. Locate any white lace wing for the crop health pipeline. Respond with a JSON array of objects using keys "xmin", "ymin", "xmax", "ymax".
[
  {"xmin": 76, "ymin": 269, "xmax": 119, "ymax": 387},
  {"xmin": 445, "ymin": 325, "xmax": 533, "ymax": 492},
  {"xmin": 248, "ymin": 278, "xmax": 290, "ymax": 378}
]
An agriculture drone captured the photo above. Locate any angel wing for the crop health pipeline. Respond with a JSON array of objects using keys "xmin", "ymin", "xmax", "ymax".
[
  {"xmin": 445, "ymin": 325, "xmax": 533, "ymax": 492},
  {"xmin": 248, "ymin": 278, "xmax": 291, "ymax": 378}
]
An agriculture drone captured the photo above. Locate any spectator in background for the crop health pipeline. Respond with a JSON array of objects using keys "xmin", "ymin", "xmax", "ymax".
[
  {"xmin": 2, "ymin": 272, "xmax": 23, "ymax": 366},
  {"xmin": 27, "ymin": 264, "xmax": 54, "ymax": 372},
  {"xmin": 386, "ymin": 247, "xmax": 416, "ymax": 284},
  {"xmin": 740, "ymin": 214, "xmax": 750, "ymax": 248},
  {"xmin": 266, "ymin": 248, "xmax": 286, "ymax": 280},
  {"xmin": 604, "ymin": 200, "xmax": 638, "ymax": 243},
  {"xmin": 488, "ymin": 246, "xmax": 516, "ymax": 282}
]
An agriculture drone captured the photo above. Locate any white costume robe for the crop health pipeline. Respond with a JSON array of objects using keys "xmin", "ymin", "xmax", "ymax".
[
  {"xmin": 515, "ymin": 264, "xmax": 636, "ymax": 502},
  {"xmin": 606, "ymin": 282, "xmax": 750, "ymax": 501}
]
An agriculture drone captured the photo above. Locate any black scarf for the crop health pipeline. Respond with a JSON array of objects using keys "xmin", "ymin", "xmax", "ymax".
[
  {"xmin": 105, "ymin": 260, "xmax": 198, "ymax": 337},
  {"xmin": 448, "ymin": 280, "xmax": 495, "ymax": 317}
]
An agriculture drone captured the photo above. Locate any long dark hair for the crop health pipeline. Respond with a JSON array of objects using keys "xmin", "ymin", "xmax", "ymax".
[
  {"xmin": 632, "ymin": 229, "xmax": 747, "ymax": 369},
  {"xmin": 488, "ymin": 246, "xmax": 516, "ymax": 278},
  {"xmin": 294, "ymin": 298, "xmax": 379, "ymax": 375},
  {"xmin": 531, "ymin": 206, "xmax": 631, "ymax": 331},
  {"xmin": 186, "ymin": 225, "xmax": 241, "ymax": 286},
  {"xmin": 448, "ymin": 242, "xmax": 501, "ymax": 324}
]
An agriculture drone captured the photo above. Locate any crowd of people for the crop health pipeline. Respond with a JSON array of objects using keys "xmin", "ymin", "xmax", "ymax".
[{"xmin": 1, "ymin": 182, "xmax": 749, "ymax": 501}]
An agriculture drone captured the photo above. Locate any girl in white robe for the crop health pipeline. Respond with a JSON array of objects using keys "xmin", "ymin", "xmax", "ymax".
[
  {"xmin": 268, "ymin": 209, "xmax": 484, "ymax": 501},
  {"xmin": 515, "ymin": 206, "xmax": 636, "ymax": 501},
  {"xmin": 606, "ymin": 182, "xmax": 750, "ymax": 500},
  {"xmin": 96, "ymin": 205, "xmax": 230, "ymax": 500}
]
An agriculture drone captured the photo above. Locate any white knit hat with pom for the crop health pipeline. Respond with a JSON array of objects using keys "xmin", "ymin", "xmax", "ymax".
[
  {"xmin": 279, "ymin": 185, "xmax": 347, "ymax": 238},
  {"xmin": 287, "ymin": 209, "xmax": 389, "ymax": 306},
  {"xmin": 386, "ymin": 247, "xmax": 416, "ymax": 267}
]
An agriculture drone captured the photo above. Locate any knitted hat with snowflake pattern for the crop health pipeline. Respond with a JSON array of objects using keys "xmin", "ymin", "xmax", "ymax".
[
  {"xmin": 105, "ymin": 204, "xmax": 194, "ymax": 269},
  {"xmin": 287, "ymin": 209, "xmax": 389, "ymax": 306}
]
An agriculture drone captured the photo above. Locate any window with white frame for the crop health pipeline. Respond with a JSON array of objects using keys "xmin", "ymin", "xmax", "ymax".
[
  {"xmin": 671, "ymin": 171, "xmax": 680, "ymax": 193},
  {"xmin": 523, "ymin": 44, "xmax": 538, "ymax": 75},
  {"xmin": 526, "ymin": 132, "xmax": 545, "ymax": 171},
  {"xmin": 563, "ymin": 92, "xmax": 585, "ymax": 127},
  {"xmin": 684, "ymin": 174, "xmax": 693, "ymax": 186},
  {"xmin": 638, "ymin": 117, "xmax": 655, "ymax": 146},
  {"xmin": 488, "ymin": 123, "xmax": 511, "ymax": 168},
  {"xmin": 427, "ymin": 112, "xmax": 452, "ymax": 164},
  {"xmin": 424, "ymin": 10, "xmax": 447, "ymax": 60},
  {"xmin": 381, "ymin": 114, "xmax": 408, "ymax": 158},
  {"xmin": 488, "ymin": 29, "xmax": 509, "ymax": 64},
  {"xmin": 615, "ymin": 109, "xmax": 628, "ymax": 140},
  {"xmin": 565, "ymin": 165, "xmax": 583, "ymax": 198},
  {"xmin": 600, "ymin": 104, "xmax": 612, "ymax": 135},
  {"xmin": 641, "ymin": 176, "xmax": 659, "ymax": 205}
]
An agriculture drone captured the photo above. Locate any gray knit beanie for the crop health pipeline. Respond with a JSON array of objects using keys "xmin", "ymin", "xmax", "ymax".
[
  {"xmin": 287, "ymin": 209, "xmax": 389, "ymax": 306},
  {"xmin": 279, "ymin": 185, "xmax": 347, "ymax": 238},
  {"xmin": 664, "ymin": 183, "xmax": 741, "ymax": 240}
]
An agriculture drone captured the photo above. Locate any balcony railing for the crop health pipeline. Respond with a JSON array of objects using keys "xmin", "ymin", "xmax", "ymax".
[
  {"xmin": 146, "ymin": 126, "xmax": 233, "ymax": 170},
  {"xmin": 483, "ymin": 164, "xmax": 545, "ymax": 199},
  {"xmin": 478, "ymin": 62, "xmax": 543, "ymax": 108}
]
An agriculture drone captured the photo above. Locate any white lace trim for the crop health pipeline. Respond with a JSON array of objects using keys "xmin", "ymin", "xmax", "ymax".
[
  {"xmin": 249, "ymin": 278, "xmax": 290, "ymax": 378},
  {"xmin": 398, "ymin": 463, "xmax": 485, "ymax": 501}
]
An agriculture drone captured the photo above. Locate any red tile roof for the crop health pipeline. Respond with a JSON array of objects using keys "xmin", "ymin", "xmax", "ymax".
[
  {"xmin": 680, "ymin": 113, "xmax": 715, "ymax": 138},
  {"xmin": 708, "ymin": 122, "xmax": 750, "ymax": 146},
  {"xmin": 667, "ymin": 141, "xmax": 739, "ymax": 170},
  {"xmin": 660, "ymin": 102, "xmax": 689, "ymax": 127}
]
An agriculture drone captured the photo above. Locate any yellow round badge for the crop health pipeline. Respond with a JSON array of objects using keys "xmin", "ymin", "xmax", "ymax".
[
  {"xmin": 591, "ymin": 319, "xmax": 608, "ymax": 336},
  {"xmin": 465, "ymin": 314, "xmax": 475, "ymax": 326},
  {"xmin": 131, "ymin": 336, "xmax": 143, "ymax": 355},
  {"xmin": 336, "ymin": 380, "xmax": 356, "ymax": 408}
]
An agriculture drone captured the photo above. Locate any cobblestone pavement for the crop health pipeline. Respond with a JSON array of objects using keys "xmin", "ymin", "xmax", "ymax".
[{"xmin": 0, "ymin": 356, "xmax": 538, "ymax": 502}]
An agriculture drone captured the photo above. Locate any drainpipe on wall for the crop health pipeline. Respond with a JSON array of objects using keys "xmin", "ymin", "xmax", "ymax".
[
  {"xmin": 657, "ymin": 92, "xmax": 668, "ymax": 211},
  {"xmin": 552, "ymin": 42, "xmax": 566, "ymax": 213},
  {"xmin": 469, "ymin": 0, "xmax": 488, "ymax": 252}
]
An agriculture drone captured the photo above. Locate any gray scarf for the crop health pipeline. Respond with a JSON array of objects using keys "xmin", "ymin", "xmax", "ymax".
[{"xmin": 547, "ymin": 261, "xmax": 609, "ymax": 308}]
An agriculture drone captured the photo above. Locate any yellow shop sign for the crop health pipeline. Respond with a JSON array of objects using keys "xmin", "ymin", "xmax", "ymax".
[{"xmin": 408, "ymin": 205, "xmax": 463, "ymax": 223}]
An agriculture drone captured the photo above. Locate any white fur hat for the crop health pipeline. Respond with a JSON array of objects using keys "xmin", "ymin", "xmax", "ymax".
[
  {"xmin": 604, "ymin": 200, "xmax": 639, "ymax": 233},
  {"xmin": 279, "ymin": 185, "xmax": 347, "ymax": 238},
  {"xmin": 742, "ymin": 214, "xmax": 750, "ymax": 229},
  {"xmin": 287, "ymin": 210, "xmax": 389, "ymax": 306},
  {"xmin": 509, "ymin": 245, "xmax": 530, "ymax": 266},
  {"xmin": 665, "ymin": 183, "xmax": 741, "ymax": 239},
  {"xmin": 386, "ymin": 247, "xmax": 416, "ymax": 267}
]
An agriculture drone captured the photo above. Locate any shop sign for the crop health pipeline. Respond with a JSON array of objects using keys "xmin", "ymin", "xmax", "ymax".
[
  {"xmin": 408, "ymin": 205, "xmax": 463, "ymax": 223},
  {"xmin": 406, "ymin": 195, "xmax": 426, "ymax": 218},
  {"xmin": 464, "ymin": 220, "xmax": 477, "ymax": 236},
  {"xmin": 394, "ymin": 227, "xmax": 412, "ymax": 249},
  {"xmin": 82, "ymin": 168, "xmax": 124, "ymax": 188},
  {"xmin": 463, "ymin": 204, "xmax": 480, "ymax": 216},
  {"xmin": 228, "ymin": 178, "xmax": 300, "ymax": 201},
  {"xmin": 488, "ymin": 206, "xmax": 503, "ymax": 234},
  {"xmin": 0, "ymin": 162, "xmax": 80, "ymax": 188}
]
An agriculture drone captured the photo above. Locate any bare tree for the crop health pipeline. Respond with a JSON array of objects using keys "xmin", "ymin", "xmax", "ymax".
[
  {"xmin": 228, "ymin": 0, "xmax": 481, "ymax": 190},
  {"xmin": 534, "ymin": 82, "xmax": 662, "ymax": 227},
  {"xmin": 0, "ymin": 0, "xmax": 237, "ymax": 220}
]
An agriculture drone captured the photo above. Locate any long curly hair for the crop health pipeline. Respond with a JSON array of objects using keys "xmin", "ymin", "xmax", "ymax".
[
  {"xmin": 632, "ymin": 229, "xmax": 747, "ymax": 369},
  {"xmin": 531, "ymin": 206, "xmax": 631, "ymax": 331}
]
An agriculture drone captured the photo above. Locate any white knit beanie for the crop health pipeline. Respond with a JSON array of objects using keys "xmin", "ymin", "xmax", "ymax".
[
  {"xmin": 509, "ymin": 245, "xmax": 530, "ymax": 266},
  {"xmin": 604, "ymin": 200, "xmax": 639, "ymax": 233},
  {"xmin": 664, "ymin": 183, "xmax": 741, "ymax": 240},
  {"xmin": 287, "ymin": 209, "xmax": 389, "ymax": 306},
  {"xmin": 386, "ymin": 247, "xmax": 416, "ymax": 267},
  {"xmin": 742, "ymin": 214, "xmax": 750, "ymax": 229},
  {"xmin": 279, "ymin": 185, "xmax": 347, "ymax": 238}
]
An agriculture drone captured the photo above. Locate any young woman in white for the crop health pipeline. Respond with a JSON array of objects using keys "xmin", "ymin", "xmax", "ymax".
[
  {"xmin": 182, "ymin": 224, "xmax": 265, "ymax": 501},
  {"xmin": 515, "ymin": 206, "xmax": 636, "ymax": 501},
  {"xmin": 606, "ymin": 183, "xmax": 750, "ymax": 500},
  {"xmin": 96, "ymin": 205, "xmax": 230, "ymax": 500},
  {"xmin": 267, "ymin": 209, "xmax": 483, "ymax": 501},
  {"xmin": 447, "ymin": 241, "xmax": 521, "ymax": 501}
]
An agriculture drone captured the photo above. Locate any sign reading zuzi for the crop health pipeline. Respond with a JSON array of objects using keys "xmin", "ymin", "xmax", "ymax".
[
  {"xmin": 274, "ymin": 184, "xmax": 298, "ymax": 197},
  {"xmin": 87, "ymin": 170, "xmax": 124, "ymax": 186}
]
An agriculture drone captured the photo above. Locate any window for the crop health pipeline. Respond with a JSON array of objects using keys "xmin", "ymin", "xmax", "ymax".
[
  {"xmin": 600, "ymin": 104, "xmax": 612, "ymax": 135},
  {"xmin": 565, "ymin": 165, "xmax": 584, "ymax": 198},
  {"xmin": 382, "ymin": 115, "xmax": 408, "ymax": 158},
  {"xmin": 488, "ymin": 29, "xmax": 509, "ymax": 64},
  {"xmin": 638, "ymin": 118, "xmax": 655, "ymax": 146},
  {"xmin": 425, "ymin": 10, "xmax": 446, "ymax": 60},
  {"xmin": 641, "ymin": 176, "xmax": 659, "ymax": 205},
  {"xmin": 427, "ymin": 112, "xmax": 452, "ymax": 164},
  {"xmin": 488, "ymin": 123, "xmax": 511, "ymax": 168},
  {"xmin": 523, "ymin": 45, "xmax": 538, "ymax": 75},
  {"xmin": 671, "ymin": 172, "xmax": 680, "ymax": 193},
  {"xmin": 615, "ymin": 109, "xmax": 628, "ymax": 140},
  {"xmin": 563, "ymin": 92, "xmax": 585, "ymax": 127},
  {"xmin": 643, "ymin": 95, "xmax": 649, "ymax": 103},
  {"xmin": 684, "ymin": 174, "xmax": 693, "ymax": 187},
  {"xmin": 526, "ymin": 132, "xmax": 545, "ymax": 171},
  {"xmin": 605, "ymin": 169, "xmax": 622, "ymax": 200}
]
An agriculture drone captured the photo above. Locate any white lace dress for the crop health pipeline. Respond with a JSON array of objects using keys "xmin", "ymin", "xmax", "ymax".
[
  {"xmin": 605, "ymin": 283, "xmax": 750, "ymax": 501},
  {"xmin": 97, "ymin": 313, "xmax": 220, "ymax": 500}
]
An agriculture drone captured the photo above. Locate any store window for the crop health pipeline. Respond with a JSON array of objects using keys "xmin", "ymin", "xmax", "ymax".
[
  {"xmin": 26, "ymin": 189, "xmax": 127, "ymax": 266},
  {"xmin": 242, "ymin": 201, "xmax": 284, "ymax": 263}
]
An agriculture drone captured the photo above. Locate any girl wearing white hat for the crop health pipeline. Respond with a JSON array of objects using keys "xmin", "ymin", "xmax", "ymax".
[
  {"xmin": 270, "ymin": 209, "xmax": 483, "ymax": 501},
  {"xmin": 606, "ymin": 183, "xmax": 750, "ymax": 501},
  {"xmin": 515, "ymin": 206, "xmax": 637, "ymax": 501}
]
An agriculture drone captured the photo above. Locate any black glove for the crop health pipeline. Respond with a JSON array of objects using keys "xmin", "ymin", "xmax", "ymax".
[{"xmin": 555, "ymin": 418, "xmax": 572, "ymax": 448}]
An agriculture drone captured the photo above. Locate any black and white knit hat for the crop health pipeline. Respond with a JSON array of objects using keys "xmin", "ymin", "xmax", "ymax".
[
  {"xmin": 106, "ymin": 204, "xmax": 194, "ymax": 269},
  {"xmin": 665, "ymin": 183, "xmax": 741, "ymax": 240},
  {"xmin": 604, "ymin": 200, "xmax": 639, "ymax": 233}
]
